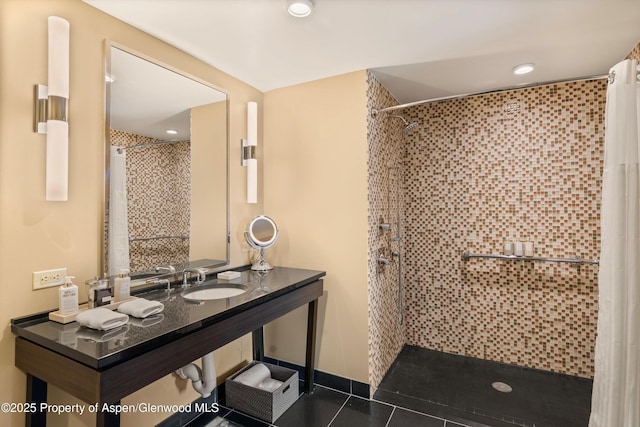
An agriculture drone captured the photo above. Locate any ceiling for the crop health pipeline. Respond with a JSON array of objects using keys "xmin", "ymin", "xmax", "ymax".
[
  {"xmin": 85, "ymin": 0, "xmax": 640, "ymax": 105},
  {"xmin": 109, "ymin": 46, "xmax": 226, "ymax": 140}
]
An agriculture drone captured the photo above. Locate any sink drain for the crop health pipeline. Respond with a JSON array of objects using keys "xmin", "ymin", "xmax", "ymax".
[{"xmin": 491, "ymin": 381, "xmax": 513, "ymax": 393}]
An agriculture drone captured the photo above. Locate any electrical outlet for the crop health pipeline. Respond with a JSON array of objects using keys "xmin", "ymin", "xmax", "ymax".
[{"xmin": 32, "ymin": 268, "xmax": 67, "ymax": 290}]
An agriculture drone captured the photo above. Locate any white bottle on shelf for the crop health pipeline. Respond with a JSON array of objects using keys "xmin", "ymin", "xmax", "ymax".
[
  {"xmin": 524, "ymin": 242, "xmax": 534, "ymax": 257},
  {"xmin": 58, "ymin": 276, "xmax": 79, "ymax": 315},
  {"xmin": 503, "ymin": 241, "xmax": 514, "ymax": 256},
  {"xmin": 113, "ymin": 269, "xmax": 131, "ymax": 302},
  {"xmin": 514, "ymin": 242, "xmax": 524, "ymax": 257}
]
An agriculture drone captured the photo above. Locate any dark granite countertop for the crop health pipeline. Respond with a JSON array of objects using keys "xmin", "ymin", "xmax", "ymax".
[{"xmin": 11, "ymin": 267, "xmax": 325, "ymax": 369}]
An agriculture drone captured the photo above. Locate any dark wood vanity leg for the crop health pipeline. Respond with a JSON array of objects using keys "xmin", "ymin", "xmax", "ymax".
[
  {"xmin": 304, "ymin": 299, "xmax": 318, "ymax": 393},
  {"xmin": 96, "ymin": 401, "xmax": 120, "ymax": 427},
  {"xmin": 252, "ymin": 327, "xmax": 265, "ymax": 361},
  {"xmin": 25, "ymin": 374, "xmax": 47, "ymax": 427}
]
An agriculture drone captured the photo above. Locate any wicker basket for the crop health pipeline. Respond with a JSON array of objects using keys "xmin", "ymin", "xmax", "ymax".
[{"xmin": 225, "ymin": 362, "xmax": 299, "ymax": 422}]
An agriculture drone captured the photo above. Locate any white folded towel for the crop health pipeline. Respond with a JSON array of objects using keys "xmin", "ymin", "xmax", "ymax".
[
  {"xmin": 75, "ymin": 308, "xmax": 129, "ymax": 331},
  {"xmin": 233, "ymin": 363, "xmax": 271, "ymax": 387},
  {"xmin": 117, "ymin": 298, "xmax": 164, "ymax": 318},
  {"xmin": 258, "ymin": 378, "xmax": 283, "ymax": 392}
]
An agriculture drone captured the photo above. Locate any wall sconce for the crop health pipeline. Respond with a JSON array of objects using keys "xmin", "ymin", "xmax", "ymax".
[
  {"xmin": 241, "ymin": 101, "xmax": 258, "ymax": 203},
  {"xmin": 34, "ymin": 16, "xmax": 70, "ymax": 201}
]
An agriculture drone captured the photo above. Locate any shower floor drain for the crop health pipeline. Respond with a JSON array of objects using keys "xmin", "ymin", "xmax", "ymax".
[{"xmin": 491, "ymin": 381, "xmax": 513, "ymax": 393}]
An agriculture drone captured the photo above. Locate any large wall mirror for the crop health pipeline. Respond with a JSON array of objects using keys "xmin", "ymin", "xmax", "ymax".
[{"xmin": 103, "ymin": 41, "xmax": 229, "ymax": 279}]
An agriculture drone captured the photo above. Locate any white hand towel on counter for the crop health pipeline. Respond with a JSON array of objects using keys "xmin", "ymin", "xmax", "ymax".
[
  {"xmin": 233, "ymin": 363, "xmax": 271, "ymax": 388},
  {"xmin": 257, "ymin": 378, "xmax": 283, "ymax": 392},
  {"xmin": 117, "ymin": 298, "xmax": 164, "ymax": 318},
  {"xmin": 75, "ymin": 307, "xmax": 129, "ymax": 331}
]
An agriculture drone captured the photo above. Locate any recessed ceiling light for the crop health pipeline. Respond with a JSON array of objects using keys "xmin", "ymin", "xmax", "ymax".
[
  {"xmin": 513, "ymin": 63, "xmax": 535, "ymax": 75},
  {"xmin": 288, "ymin": 0, "xmax": 314, "ymax": 17},
  {"xmin": 166, "ymin": 129, "xmax": 178, "ymax": 135}
]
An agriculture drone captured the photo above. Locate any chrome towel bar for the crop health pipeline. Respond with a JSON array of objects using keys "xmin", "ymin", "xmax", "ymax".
[{"xmin": 461, "ymin": 251, "xmax": 599, "ymax": 265}]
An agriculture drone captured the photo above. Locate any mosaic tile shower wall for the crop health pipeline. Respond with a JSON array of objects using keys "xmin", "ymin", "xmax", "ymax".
[
  {"xmin": 108, "ymin": 129, "xmax": 191, "ymax": 273},
  {"xmin": 626, "ymin": 41, "xmax": 640, "ymax": 61},
  {"xmin": 366, "ymin": 72, "xmax": 407, "ymax": 392},
  {"xmin": 401, "ymin": 80, "xmax": 606, "ymax": 378}
]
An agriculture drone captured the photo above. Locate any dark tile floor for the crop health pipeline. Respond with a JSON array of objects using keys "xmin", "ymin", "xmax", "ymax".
[
  {"xmin": 183, "ymin": 345, "xmax": 593, "ymax": 427},
  {"xmin": 187, "ymin": 385, "xmax": 466, "ymax": 427}
]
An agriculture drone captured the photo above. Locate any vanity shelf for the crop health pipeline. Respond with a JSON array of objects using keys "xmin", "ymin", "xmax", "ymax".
[{"xmin": 462, "ymin": 250, "xmax": 599, "ymax": 265}]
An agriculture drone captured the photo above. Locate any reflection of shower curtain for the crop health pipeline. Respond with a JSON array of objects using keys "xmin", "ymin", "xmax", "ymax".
[
  {"xmin": 589, "ymin": 59, "xmax": 640, "ymax": 427},
  {"xmin": 108, "ymin": 146, "xmax": 130, "ymax": 276}
]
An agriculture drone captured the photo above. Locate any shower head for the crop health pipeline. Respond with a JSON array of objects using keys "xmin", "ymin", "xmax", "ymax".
[
  {"xmin": 403, "ymin": 121, "xmax": 419, "ymax": 135},
  {"xmin": 386, "ymin": 114, "xmax": 419, "ymax": 135}
]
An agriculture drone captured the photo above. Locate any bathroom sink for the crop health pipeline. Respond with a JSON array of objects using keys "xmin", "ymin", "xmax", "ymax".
[{"xmin": 181, "ymin": 283, "xmax": 248, "ymax": 301}]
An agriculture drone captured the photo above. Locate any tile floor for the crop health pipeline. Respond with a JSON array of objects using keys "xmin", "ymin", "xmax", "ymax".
[
  {"xmin": 187, "ymin": 385, "xmax": 468, "ymax": 427},
  {"xmin": 181, "ymin": 345, "xmax": 593, "ymax": 427}
]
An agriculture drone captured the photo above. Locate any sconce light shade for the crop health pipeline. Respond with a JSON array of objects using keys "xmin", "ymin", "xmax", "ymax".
[
  {"xmin": 46, "ymin": 120, "xmax": 69, "ymax": 201},
  {"xmin": 246, "ymin": 102, "xmax": 258, "ymax": 204},
  {"xmin": 34, "ymin": 16, "xmax": 70, "ymax": 201},
  {"xmin": 48, "ymin": 16, "xmax": 69, "ymax": 100}
]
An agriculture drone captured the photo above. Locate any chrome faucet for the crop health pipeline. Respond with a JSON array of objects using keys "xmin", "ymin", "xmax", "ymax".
[
  {"xmin": 158, "ymin": 279, "xmax": 173, "ymax": 300},
  {"xmin": 155, "ymin": 265, "xmax": 176, "ymax": 274},
  {"xmin": 182, "ymin": 268, "xmax": 208, "ymax": 287},
  {"xmin": 145, "ymin": 278, "xmax": 173, "ymax": 299},
  {"xmin": 85, "ymin": 277, "xmax": 109, "ymax": 308},
  {"xmin": 147, "ymin": 278, "xmax": 171, "ymax": 291}
]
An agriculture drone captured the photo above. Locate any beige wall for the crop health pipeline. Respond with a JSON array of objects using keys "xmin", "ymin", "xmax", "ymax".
[
  {"xmin": 0, "ymin": 0, "xmax": 262, "ymax": 425},
  {"xmin": 191, "ymin": 101, "xmax": 228, "ymax": 262},
  {"xmin": 262, "ymin": 71, "xmax": 370, "ymax": 383}
]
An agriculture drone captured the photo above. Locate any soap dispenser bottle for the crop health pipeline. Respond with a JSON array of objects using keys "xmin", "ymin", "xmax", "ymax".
[
  {"xmin": 114, "ymin": 269, "xmax": 131, "ymax": 302},
  {"xmin": 58, "ymin": 276, "xmax": 79, "ymax": 315}
]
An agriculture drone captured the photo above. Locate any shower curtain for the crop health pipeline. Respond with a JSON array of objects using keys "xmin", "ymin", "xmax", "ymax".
[
  {"xmin": 108, "ymin": 146, "xmax": 130, "ymax": 276},
  {"xmin": 589, "ymin": 59, "xmax": 640, "ymax": 427}
]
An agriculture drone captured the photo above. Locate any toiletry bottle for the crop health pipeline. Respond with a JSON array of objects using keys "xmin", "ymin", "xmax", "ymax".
[
  {"xmin": 114, "ymin": 269, "xmax": 131, "ymax": 302},
  {"xmin": 85, "ymin": 277, "xmax": 101, "ymax": 308},
  {"xmin": 58, "ymin": 276, "xmax": 79, "ymax": 315},
  {"xmin": 96, "ymin": 277, "xmax": 112, "ymax": 306}
]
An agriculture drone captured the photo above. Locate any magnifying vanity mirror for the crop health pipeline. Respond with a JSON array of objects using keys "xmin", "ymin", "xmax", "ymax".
[
  {"xmin": 245, "ymin": 215, "xmax": 278, "ymax": 271},
  {"xmin": 103, "ymin": 41, "xmax": 229, "ymax": 280}
]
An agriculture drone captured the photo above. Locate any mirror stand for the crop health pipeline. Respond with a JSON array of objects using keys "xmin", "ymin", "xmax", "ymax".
[{"xmin": 252, "ymin": 248, "xmax": 273, "ymax": 271}]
